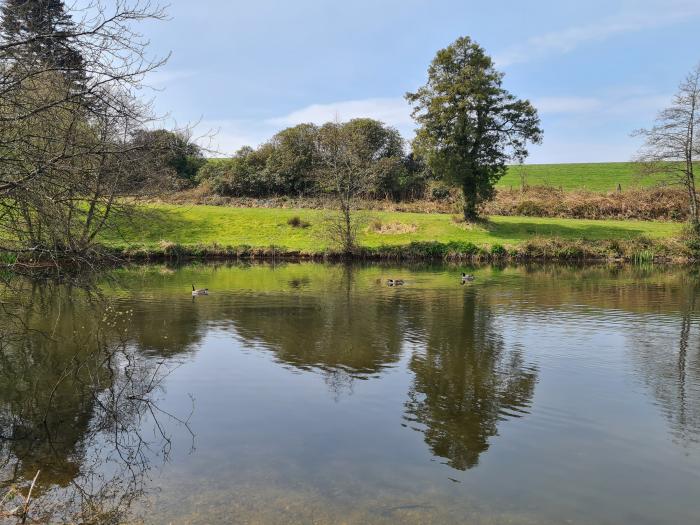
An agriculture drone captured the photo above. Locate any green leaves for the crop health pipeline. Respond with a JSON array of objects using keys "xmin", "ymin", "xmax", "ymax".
[{"xmin": 406, "ymin": 36, "xmax": 542, "ymax": 220}]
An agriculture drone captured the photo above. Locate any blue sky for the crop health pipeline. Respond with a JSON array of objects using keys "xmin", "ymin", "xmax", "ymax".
[{"xmin": 142, "ymin": 0, "xmax": 700, "ymax": 163}]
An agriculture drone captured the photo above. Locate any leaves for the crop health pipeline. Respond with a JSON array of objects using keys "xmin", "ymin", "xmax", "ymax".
[{"xmin": 406, "ymin": 36, "xmax": 542, "ymax": 219}]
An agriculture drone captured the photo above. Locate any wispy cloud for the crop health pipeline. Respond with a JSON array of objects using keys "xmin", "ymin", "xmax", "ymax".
[
  {"xmin": 495, "ymin": 1, "xmax": 700, "ymax": 67},
  {"xmin": 197, "ymin": 98, "xmax": 416, "ymax": 156},
  {"xmin": 266, "ymin": 98, "xmax": 412, "ymax": 129},
  {"xmin": 196, "ymin": 89, "xmax": 671, "ymax": 159}
]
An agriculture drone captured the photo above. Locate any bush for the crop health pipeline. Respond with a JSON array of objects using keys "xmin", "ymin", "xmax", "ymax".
[
  {"xmin": 287, "ymin": 216, "xmax": 310, "ymax": 228},
  {"xmin": 515, "ymin": 200, "xmax": 546, "ymax": 216},
  {"xmin": 430, "ymin": 184, "xmax": 451, "ymax": 201},
  {"xmin": 490, "ymin": 244, "xmax": 507, "ymax": 257}
]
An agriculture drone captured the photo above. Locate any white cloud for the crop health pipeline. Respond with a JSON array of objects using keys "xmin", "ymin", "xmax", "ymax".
[
  {"xmin": 197, "ymin": 98, "xmax": 416, "ymax": 156},
  {"xmin": 495, "ymin": 1, "xmax": 700, "ymax": 67},
  {"xmin": 194, "ymin": 119, "xmax": 273, "ymax": 156},
  {"xmin": 267, "ymin": 97, "xmax": 412, "ymax": 129},
  {"xmin": 195, "ymin": 89, "xmax": 671, "ymax": 161}
]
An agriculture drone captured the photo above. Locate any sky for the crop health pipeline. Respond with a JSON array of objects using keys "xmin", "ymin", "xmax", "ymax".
[{"xmin": 139, "ymin": 0, "xmax": 700, "ymax": 163}]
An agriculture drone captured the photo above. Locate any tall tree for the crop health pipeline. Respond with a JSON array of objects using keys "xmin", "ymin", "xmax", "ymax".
[
  {"xmin": 635, "ymin": 64, "xmax": 700, "ymax": 231},
  {"xmin": 1, "ymin": 0, "xmax": 85, "ymax": 87},
  {"xmin": 0, "ymin": 1, "xmax": 171, "ymax": 262},
  {"xmin": 406, "ymin": 36, "xmax": 542, "ymax": 221}
]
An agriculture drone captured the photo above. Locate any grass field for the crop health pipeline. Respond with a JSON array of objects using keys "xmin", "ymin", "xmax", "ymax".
[
  {"xmin": 102, "ymin": 205, "xmax": 681, "ymax": 253},
  {"xmin": 500, "ymin": 162, "xmax": 668, "ymax": 192}
]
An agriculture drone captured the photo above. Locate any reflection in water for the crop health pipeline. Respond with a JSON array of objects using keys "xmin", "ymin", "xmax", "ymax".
[
  {"xmin": 404, "ymin": 290, "xmax": 538, "ymax": 470},
  {"xmin": 0, "ymin": 278, "xmax": 193, "ymax": 524},
  {"xmin": 630, "ymin": 272, "xmax": 700, "ymax": 446},
  {"xmin": 223, "ymin": 265, "xmax": 405, "ymax": 397},
  {"xmin": 1, "ymin": 264, "xmax": 700, "ymax": 523}
]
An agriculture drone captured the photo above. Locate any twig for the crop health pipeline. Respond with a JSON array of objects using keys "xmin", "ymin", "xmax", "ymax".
[{"xmin": 20, "ymin": 470, "xmax": 40, "ymax": 524}]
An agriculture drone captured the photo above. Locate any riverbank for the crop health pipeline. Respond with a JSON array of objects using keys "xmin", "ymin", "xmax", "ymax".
[{"xmin": 96, "ymin": 205, "xmax": 693, "ymax": 263}]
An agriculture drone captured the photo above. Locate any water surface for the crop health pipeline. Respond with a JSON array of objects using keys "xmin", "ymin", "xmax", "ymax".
[{"xmin": 1, "ymin": 263, "xmax": 699, "ymax": 524}]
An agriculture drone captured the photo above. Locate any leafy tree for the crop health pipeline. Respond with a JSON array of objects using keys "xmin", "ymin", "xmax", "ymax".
[
  {"xmin": 132, "ymin": 129, "xmax": 205, "ymax": 187},
  {"xmin": 264, "ymin": 123, "xmax": 320, "ymax": 195},
  {"xmin": 635, "ymin": 63, "xmax": 700, "ymax": 231},
  {"xmin": 406, "ymin": 36, "xmax": 542, "ymax": 221},
  {"xmin": 1, "ymin": 0, "xmax": 86, "ymax": 88},
  {"xmin": 204, "ymin": 146, "xmax": 272, "ymax": 197}
]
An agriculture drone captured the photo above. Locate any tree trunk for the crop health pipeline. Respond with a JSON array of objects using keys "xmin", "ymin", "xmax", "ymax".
[
  {"xmin": 689, "ymin": 188, "xmax": 700, "ymax": 232},
  {"xmin": 343, "ymin": 204, "xmax": 352, "ymax": 254},
  {"xmin": 462, "ymin": 182, "xmax": 479, "ymax": 222}
]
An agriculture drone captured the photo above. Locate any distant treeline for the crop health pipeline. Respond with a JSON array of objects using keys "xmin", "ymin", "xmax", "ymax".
[{"xmin": 163, "ymin": 119, "xmax": 439, "ymax": 201}]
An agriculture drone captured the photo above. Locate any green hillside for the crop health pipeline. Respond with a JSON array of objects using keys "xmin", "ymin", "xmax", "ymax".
[{"xmin": 500, "ymin": 163, "xmax": 667, "ymax": 192}]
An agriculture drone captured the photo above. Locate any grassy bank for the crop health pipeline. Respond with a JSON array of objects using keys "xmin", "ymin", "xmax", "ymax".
[
  {"xmin": 500, "ymin": 162, "xmax": 666, "ymax": 192},
  {"xmin": 98, "ymin": 204, "xmax": 691, "ymax": 262}
]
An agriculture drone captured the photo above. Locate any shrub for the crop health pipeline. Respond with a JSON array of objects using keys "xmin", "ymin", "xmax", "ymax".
[
  {"xmin": 287, "ymin": 216, "xmax": 310, "ymax": 228},
  {"xmin": 515, "ymin": 200, "xmax": 546, "ymax": 216},
  {"xmin": 490, "ymin": 244, "xmax": 507, "ymax": 257}
]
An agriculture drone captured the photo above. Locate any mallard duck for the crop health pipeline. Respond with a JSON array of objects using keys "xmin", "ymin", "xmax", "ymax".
[
  {"xmin": 387, "ymin": 279, "xmax": 405, "ymax": 286},
  {"xmin": 461, "ymin": 273, "xmax": 475, "ymax": 282},
  {"xmin": 192, "ymin": 285, "xmax": 209, "ymax": 296}
]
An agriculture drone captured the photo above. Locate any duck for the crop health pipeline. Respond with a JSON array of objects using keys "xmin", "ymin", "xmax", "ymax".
[
  {"xmin": 192, "ymin": 285, "xmax": 209, "ymax": 296},
  {"xmin": 387, "ymin": 279, "xmax": 405, "ymax": 286},
  {"xmin": 461, "ymin": 273, "xmax": 475, "ymax": 282}
]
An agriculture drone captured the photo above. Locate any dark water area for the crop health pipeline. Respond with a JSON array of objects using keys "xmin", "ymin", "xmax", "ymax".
[{"xmin": 1, "ymin": 263, "xmax": 700, "ymax": 524}]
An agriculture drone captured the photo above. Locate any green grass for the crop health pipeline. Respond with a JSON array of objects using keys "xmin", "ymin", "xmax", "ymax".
[
  {"xmin": 500, "ymin": 162, "xmax": 668, "ymax": 192},
  {"xmin": 101, "ymin": 204, "xmax": 681, "ymax": 253}
]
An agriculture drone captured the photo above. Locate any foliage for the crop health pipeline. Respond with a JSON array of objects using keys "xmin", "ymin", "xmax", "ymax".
[
  {"xmin": 264, "ymin": 123, "xmax": 320, "ymax": 195},
  {"xmin": 197, "ymin": 119, "xmax": 429, "ymax": 200},
  {"xmin": 131, "ymin": 129, "xmax": 205, "ymax": 187},
  {"xmin": 0, "ymin": 0, "xmax": 86, "ymax": 89},
  {"xmin": 406, "ymin": 36, "xmax": 542, "ymax": 220},
  {"xmin": 0, "ymin": 1, "xmax": 172, "ymax": 261}
]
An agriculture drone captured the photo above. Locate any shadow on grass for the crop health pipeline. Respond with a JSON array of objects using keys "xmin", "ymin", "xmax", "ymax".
[
  {"xmin": 103, "ymin": 207, "xmax": 198, "ymax": 245},
  {"xmin": 482, "ymin": 219, "xmax": 649, "ymax": 241}
]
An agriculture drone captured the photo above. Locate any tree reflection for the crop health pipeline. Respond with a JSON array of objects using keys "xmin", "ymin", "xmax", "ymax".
[
  {"xmin": 630, "ymin": 273, "xmax": 700, "ymax": 446},
  {"xmin": 403, "ymin": 289, "xmax": 538, "ymax": 470},
  {"xmin": 0, "ymin": 278, "xmax": 193, "ymax": 524},
  {"xmin": 225, "ymin": 265, "xmax": 405, "ymax": 396}
]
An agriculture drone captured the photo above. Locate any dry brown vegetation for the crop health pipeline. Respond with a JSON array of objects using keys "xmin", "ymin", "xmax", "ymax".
[
  {"xmin": 367, "ymin": 220, "xmax": 418, "ymax": 234},
  {"xmin": 483, "ymin": 186, "xmax": 688, "ymax": 221},
  {"xmin": 163, "ymin": 184, "xmax": 689, "ymax": 222}
]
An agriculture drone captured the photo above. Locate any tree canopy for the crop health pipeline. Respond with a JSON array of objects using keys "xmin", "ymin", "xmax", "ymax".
[
  {"xmin": 1, "ymin": 0, "xmax": 86, "ymax": 87},
  {"xmin": 406, "ymin": 36, "xmax": 542, "ymax": 220}
]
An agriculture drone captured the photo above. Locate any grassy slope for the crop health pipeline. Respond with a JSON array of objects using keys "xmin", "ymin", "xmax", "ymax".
[
  {"xmin": 102, "ymin": 205, "xmax": 680, "ymax": 253},
  {"xmin": 500, "ymin": 162, "xmax": 666, "ymax": 192}
]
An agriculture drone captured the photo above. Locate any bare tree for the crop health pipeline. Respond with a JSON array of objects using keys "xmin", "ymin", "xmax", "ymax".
[
  {"xmin": 315, "ymin": 120, "xmax": 381, "ymax": 254},
  {"xmin": 635, "ymin": 63, "xmax": 700, "ymax": 231},
  {"xmin": 0, "ymin": 1, "xmax": 182, "ymax": 264}
]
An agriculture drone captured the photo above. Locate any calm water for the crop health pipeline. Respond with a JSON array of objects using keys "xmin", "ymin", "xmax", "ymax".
[{"xmin": 1, "ymin": 263, "xmax": 700, "ymax": 524}]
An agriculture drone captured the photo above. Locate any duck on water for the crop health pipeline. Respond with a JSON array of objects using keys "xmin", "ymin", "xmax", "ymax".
[{"xmin": 192, "ymin": 285, "xmax": 209, "ymax": 296}]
